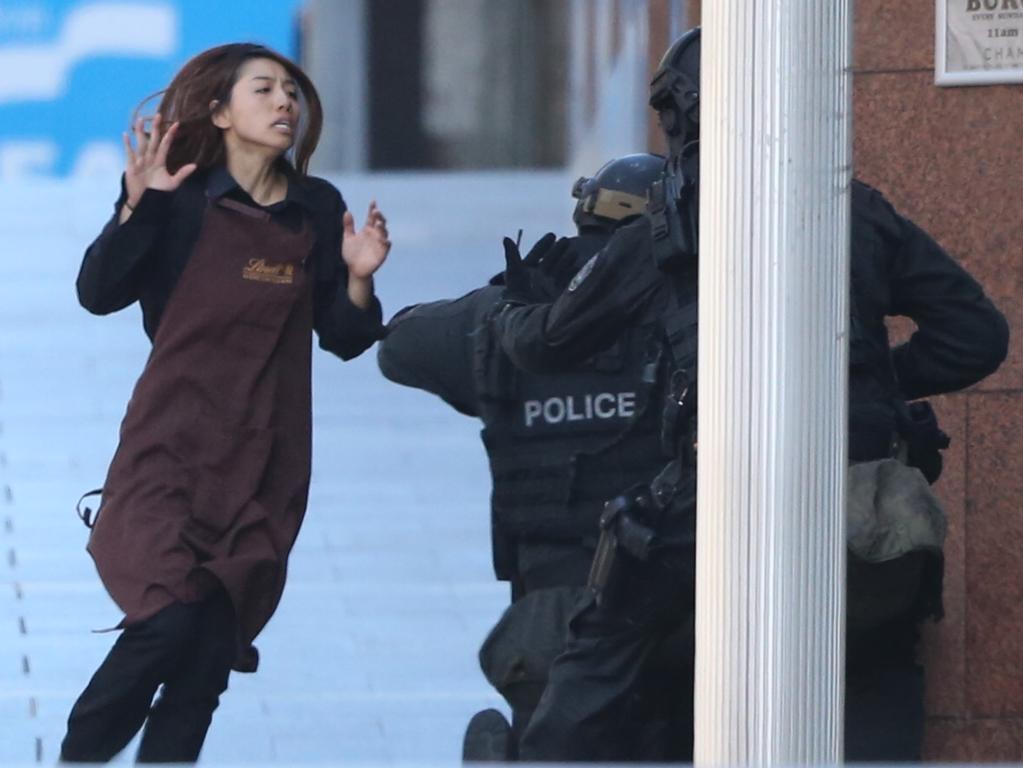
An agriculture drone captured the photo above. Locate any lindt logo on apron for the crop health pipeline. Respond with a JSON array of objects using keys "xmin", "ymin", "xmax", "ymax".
[{"xmin": 242, "ymin": 258, "xmax": 295, "ymax": 284}]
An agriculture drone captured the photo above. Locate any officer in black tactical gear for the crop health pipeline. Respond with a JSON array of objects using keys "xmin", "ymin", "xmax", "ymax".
[
  {"xmin": 376, "ymin": 154, "xmax": 690, "ymax": 760},
  {"xmin": 491, "ymin": 27, "xmax": 1009, "ymax": 762}
]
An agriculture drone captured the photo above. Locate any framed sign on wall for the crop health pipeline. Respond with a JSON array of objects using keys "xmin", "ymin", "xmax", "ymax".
[{"xmin": 936, "ymin": 0, "xmax": 1023, "ymax": 85}]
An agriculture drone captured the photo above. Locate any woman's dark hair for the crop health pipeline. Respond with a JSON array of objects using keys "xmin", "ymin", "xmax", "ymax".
[{"xmin": 134, "ymin": 43, "xmax": 323, "ymax": 175}]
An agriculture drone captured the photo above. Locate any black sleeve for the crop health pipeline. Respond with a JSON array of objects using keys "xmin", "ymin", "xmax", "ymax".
[
  {"xmin": 376, "ymin": 286, "xmax": 502, "ymax": 416},
  {"xmin": 76, "ymin": 177, "xmax": 173, "ymax": 314},
  {"xmin": 868, "ymin": 187, "xmax": 1009, "ymax": 399},
  {"xmin": 312, "ymin": 186, "xmax": 386, "ymax": 361},
  {"xmin": 492, "ymin": 219, "xmax": 664, "ymax": 372}
]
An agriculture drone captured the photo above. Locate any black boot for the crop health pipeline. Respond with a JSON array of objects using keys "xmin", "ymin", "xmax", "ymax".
[{"xmin": 463, "ymin": 708, "xmax": 513, "ymax": 762}]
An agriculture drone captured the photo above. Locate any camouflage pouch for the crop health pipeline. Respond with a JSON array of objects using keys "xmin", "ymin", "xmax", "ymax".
[
  {"xmin": 847, "ymin": 458, "xmax": 947, "ymax": 631},
  {"xmin": 847, "ymin": 458, "xmax": 946, "ymax": 562}
]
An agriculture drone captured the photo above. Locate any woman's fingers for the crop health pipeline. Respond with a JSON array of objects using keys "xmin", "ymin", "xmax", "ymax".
[
  {"xmin": 154, "ymin": 121, "xmax": 179, "ymax": 167},
  {"xmin": 122, "ymin": 132, "xmax": 137, "ymax": 169},
  {"xmin": 366, "ymin": 204, "xmax": 388, "ymax": 247},
  {"xmin": 342, "ymin": 210, "xmax": 357, "ymax": 238},
  {"xmin": 146, "ymin": 113, "xmax": 162, "ymax": 162},
  {"xmin": 133, "ymin": 116, "xmax": 148, "ymax": 159},
  {"xmin": 365, "ymin": 200, "xmax": 387, "ymax": 230},
  {"xmin": 169, "ymin": 162, "xmax": 198, "ymax": 186}
]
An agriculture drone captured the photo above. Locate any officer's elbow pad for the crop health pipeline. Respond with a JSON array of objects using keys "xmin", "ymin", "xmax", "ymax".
[{"xmin": 376, "ymin": 343, "xmax": 399, "ymax": 382}]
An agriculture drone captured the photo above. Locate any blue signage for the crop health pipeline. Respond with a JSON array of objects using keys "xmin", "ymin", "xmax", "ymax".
[{"xmin": 0, "ymin": 0, "xmax": 304, "ymax": 177}]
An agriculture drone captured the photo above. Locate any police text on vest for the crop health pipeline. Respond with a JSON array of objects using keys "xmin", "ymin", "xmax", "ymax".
[{"xmin": 523, "ymin": 392, "xmax": 637, "ymax": 427}]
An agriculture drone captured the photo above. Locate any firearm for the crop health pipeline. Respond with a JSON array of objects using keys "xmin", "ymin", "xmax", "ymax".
[
  {"xmin": 588, "ymin": 484, "xmax": 660, "ymax": 609},
  {"xmin": 647, "ymin": 146, "xmax": 699, "ymax": 272}
]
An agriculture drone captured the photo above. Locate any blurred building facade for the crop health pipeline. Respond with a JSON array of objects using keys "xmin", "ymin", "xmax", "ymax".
[
  {"xmin": 303, "ymin": 0, "xmax": 689, "ymax": 174},
  {"xmin": 2, "ymin": 0, "xmax": 686, "ymax": 178}
]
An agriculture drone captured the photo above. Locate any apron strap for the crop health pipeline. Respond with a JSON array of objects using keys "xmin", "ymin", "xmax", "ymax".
[{"xmin": 76, "ymin": 488, "xmax": 103, "ymax": 529}]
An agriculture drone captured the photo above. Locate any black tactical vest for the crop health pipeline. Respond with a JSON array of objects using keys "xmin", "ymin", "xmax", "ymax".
[{"xmin": 475, "ymin": 317, "xmax": 667, "ymax": 580}]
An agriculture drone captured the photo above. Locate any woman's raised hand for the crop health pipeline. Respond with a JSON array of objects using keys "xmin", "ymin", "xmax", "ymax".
[
  {"xmin": 341, "ymin": 200, "xmax": 391, "ymax": 280},
  {"xmin": 122, "ymin": 113, "xmax": 197, "ymax": 209}
]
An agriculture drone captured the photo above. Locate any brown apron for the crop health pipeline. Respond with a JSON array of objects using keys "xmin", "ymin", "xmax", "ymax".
[{"xmin": 89, "ymin": 196, "xmax": 316, "ymax": 648}]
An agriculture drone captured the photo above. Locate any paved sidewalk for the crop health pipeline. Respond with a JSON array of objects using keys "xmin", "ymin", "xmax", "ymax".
[{"xmin": 0, "ymin": 171, "xmax": 571, "ymax": 764}]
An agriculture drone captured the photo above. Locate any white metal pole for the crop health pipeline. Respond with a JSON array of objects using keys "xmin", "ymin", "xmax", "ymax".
[{"xmin": 694, "ymin": 2, "xmax": 852, "ymax": 764}]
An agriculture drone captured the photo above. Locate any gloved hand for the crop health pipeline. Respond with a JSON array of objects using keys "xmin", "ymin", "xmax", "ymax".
[
  {"xmin": 520, "ymin": 231, "xmax": 557, "ymax": 268},
  {"xmin": 498, "ymin": 233, "xmax": 556, "ymax": 304},
  {"xmin": 533, "ymin": 237, "xmax": 577, "ymax": 297},
  {"xmin": 499, "ymin": 236, "xmax": 536, "ymax": 305}
]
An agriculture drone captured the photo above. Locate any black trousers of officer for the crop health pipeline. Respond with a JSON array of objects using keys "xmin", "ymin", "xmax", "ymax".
[
  {"xmin": 519, "ymin": 521, "xmax": 698, "ymax": 764},
  {"xmin": 60, "ymin": 591, "xmax": 236, "ymax": 764},
  {"xmin": 846, "ymin": 614, "xmax": 924, "ymax": 761},
  {"xmin": 519, "ymin": 561, "xmax": 925, "ymax": 762}
]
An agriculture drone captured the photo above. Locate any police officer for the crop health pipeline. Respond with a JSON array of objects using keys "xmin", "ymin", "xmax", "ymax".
[
  {"xmin": 491, "ymin": 27, "xmax": 1009, "ymax": 762},
  {"xmin": 377, "ymin": 154, "xmax": 690, "ymax": 760}
]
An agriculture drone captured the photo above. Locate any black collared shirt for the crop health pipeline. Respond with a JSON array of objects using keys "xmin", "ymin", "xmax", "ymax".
[{"xmin": 76, "ymin": 165, "xmax": 384, "ymax": 360}]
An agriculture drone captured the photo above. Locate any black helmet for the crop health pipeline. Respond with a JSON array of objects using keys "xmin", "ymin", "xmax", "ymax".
[
  {"xmin": 649, "ymin": 27, "xmax": 701, "ymax": 159},
  {"xmin": 571, "ymin": 153, "xmax": 666, "ymax": 233}
]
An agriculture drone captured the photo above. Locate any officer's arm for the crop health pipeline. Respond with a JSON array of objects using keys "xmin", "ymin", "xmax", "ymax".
[
  {"xmin": 377, "ymin": 286, "xmax": 499, "ymax": 416},
  {"xmin": 493, "ymin": 220, "xmax": 663, "ymax": 372},
  {"xmin": 881, "ymin": 196, "xmax": 1009, "ymax": 399}
]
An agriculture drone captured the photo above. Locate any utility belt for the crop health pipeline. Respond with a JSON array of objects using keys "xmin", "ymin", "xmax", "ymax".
[{"xmin": 587, "ymin": 400, "xmax": 949, "ymax": 627}]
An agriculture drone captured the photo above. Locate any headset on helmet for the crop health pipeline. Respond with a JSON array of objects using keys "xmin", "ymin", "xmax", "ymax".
[
  {"xmin": 571, "ymin": 153, "xmax": 666, "ymax": 233},
  {"xmin": 649, "ymin": 27, "xmax": 701, "ymax": 158}
]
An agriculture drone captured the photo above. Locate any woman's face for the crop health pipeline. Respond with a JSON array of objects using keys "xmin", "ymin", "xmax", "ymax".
[{"xmin": 212, "ymin": 57, "xmax": 301, "ymax": 158}]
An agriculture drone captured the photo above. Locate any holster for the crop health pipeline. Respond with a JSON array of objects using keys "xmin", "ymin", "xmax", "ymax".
[
  {"xmin": 894, "ymin": 400, "xmax": 950, "ymax": 484},
  {"xmin": 585, "ymin": 466, "xmax": 697, "ymax": 628},
  {"xmin": 587, "ymin": 484, "xmax": 659, "ymax": 610}
]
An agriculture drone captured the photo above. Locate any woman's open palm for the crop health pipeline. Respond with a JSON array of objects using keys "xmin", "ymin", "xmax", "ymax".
[
  {"xmin": 122, "ymin": 113, "xmax": 197, "ymax": 205},
  {"xmin": 341, "ymin": 201, "xmax": 391, "ymax": 279}
]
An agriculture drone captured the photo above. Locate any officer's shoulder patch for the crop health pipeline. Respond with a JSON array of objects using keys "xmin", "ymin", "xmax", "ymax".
[{"xmin": 568, "ymin": 254, "xmax": 599, "ymax": 293}]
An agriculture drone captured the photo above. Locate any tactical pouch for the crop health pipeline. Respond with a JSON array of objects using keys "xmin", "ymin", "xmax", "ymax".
[
  {"xmin": 846, "ymin": 458, "xmax": 947, "ymax": 629},
  {"xmin": 647, "ymin": 159, "xmax": 698, "ymax": 272}
]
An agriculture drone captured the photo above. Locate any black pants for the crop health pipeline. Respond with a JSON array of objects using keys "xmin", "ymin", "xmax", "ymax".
[
  {"xmin": 520, "ymin": 593, "xmax": 923, "ymax": 763},
  {"xmin": 846, "ymin": 615, "xmax": 924, "ymax": 762},
  {"xmin": 60, "ymin": 591, "xmax": 236, "ymax": 764},
  {"xmin": 518, "ymin": 592, "xmax": 695, "ymax": 763}
]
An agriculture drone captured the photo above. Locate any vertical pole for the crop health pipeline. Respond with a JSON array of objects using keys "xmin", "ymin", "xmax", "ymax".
[{"xmin": 694, "ymin": 2, "xmax": 852, "ymax": 764}]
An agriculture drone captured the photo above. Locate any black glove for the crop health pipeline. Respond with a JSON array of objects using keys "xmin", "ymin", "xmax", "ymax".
[
  {"xmin": 534, "ymin": 237, "xmax": 577, "ymax": 296},
  {"xmin": 521, "ymin": 231, "xmax": 557, "ymax": 268},
  {"xmin": 497, "ymin": 233, "xmax": 556, "ymax": 304}
]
